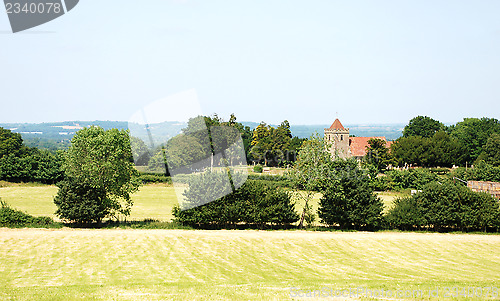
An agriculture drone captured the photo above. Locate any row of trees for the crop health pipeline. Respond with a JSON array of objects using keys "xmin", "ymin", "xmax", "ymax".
[
  {"xmin": 143, "ymin": 115, "xmax": 306, "ymax": 173},
  {"xmin": 365, "ymin": 116, "xmax": 500, "ymax": 169},
  {"xmin": 250, "ymin": 121, "xmax": 305, "ymax": 166},
  {"xmin": 174, "ymin": 130, "xmax": 500, "ymax": 231},
  {"xmin": 387, "ymin": 181, "xmax": 500, "ymax": 231}
]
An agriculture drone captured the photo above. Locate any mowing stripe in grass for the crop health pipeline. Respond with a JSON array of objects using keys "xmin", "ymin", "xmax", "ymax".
[{"xmin": 0, "ymin": 229, "xmax": 499, "ymax": 300}]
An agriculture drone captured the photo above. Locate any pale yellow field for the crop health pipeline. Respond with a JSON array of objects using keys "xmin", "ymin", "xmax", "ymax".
[
  {"xmin": 1, "ymin": 229, "xmax": 499, "ymax": 300},
  {"xmin": 0, "ymin": 184, "xmax": 180, "ymax": 221}
]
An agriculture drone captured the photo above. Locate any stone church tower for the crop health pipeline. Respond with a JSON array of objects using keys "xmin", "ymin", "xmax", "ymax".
[{"xmin": 324, "ymin": 118, "xmax": 350, "ymax": 159}]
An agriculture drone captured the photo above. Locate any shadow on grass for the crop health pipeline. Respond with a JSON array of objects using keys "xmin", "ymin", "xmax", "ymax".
[{"xmin": 62, "ymin": 219, "xmax": 194, "ymax": 230}]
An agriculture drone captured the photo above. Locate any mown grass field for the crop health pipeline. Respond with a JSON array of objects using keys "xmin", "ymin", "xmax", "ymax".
[
  {"xmin": 0, "ymin": 183, "xmax": 180, "ymax": 221},
  {"xmin": 1, "ymin": 229, "xmax": 499, "ymax": 300},
  {"xmin": 1, "ymin": 184, "xmax": 499, "ymax": 300}
]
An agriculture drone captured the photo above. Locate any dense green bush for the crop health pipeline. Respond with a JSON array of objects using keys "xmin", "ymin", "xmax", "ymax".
[
  {"xmin": 139, "ymin": 173, "xmax": 172, "ymax": 184},
  {"xmin": 384, "ymin": 168, "xmax": 438, "ymax": 190},
  {"xmin": 0, "ymin": 150, "xmax": 62, "ymax": 184},
  {"xmin": 450, "ymin": 161, "xmax": 500, "ymax": 183},
  {"xmin": 369, "ymin": 175, "xmax": 394, "ymax": 191},
  {"xmin": 386, "ymin": 181, "xmax": 500, "ymax": 231},
  {"xmin": 385, "ymin": 197, "xmax": 425, "ymax": 231},
  {"xmin": 429, "ymin": 168, "xmax": 450, "ymax": 175},
  {"xmin": 318, "ymin": 167, "xmax": 384, "ymax": 230},
  {"xmin": 247, "ymin": 174, "xmax": 292, "ymax": 188},
  {"xmin": 0, "ymin": 200, "xmax": 59, "ymax": 227},
  {"xmin": 173, "ymin": 176, "xmax": 299, "ymax": 228},
  {"xmin": 54, "ymin": 179, "xmax": 111, "ymax": 224},
  {"xmin": 253, "ymin": 164, "xmax": 263, "ymax": 173}
]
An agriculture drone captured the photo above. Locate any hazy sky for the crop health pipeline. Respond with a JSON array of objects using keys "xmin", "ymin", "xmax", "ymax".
[{"xmin": 1, "ymin": 0, "xmax": 500, "ymax": 125}]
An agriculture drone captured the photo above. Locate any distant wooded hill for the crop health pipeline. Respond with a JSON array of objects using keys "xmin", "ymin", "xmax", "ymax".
[{"xmin": 0, "ymin": 120, "xmax": 404, "ymax": 150}]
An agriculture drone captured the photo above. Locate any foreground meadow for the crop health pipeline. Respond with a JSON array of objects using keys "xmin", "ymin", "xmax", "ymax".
[{"xmin": 1, "ymin": 229, "xmax": 499, "ymax": 300}]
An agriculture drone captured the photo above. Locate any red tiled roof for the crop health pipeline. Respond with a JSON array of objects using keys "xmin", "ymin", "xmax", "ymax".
[
  {"xmin": 329, "ymin": 118, "xmax": 345, "ymax": 130},
  {"xmin": 349, "ymin": 137, "xmax": 388, "ymax": 157}
]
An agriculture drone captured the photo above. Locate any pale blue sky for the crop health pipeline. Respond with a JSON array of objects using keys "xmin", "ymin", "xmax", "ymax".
[{"xmin": 1, "ymin": 0, "xmax": 500, "ymax": 125}]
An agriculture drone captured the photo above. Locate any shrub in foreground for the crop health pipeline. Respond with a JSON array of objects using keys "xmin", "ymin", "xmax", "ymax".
[
  {"xmin": 386, "ymin": 181, "xmax": 500, "ymax": 231},
  {"xmin": 54, "ymin": 179, "xmax": 111, "ymax": 224},
  {"xmin": 173, "ymin": 174, "xmax": 298, "ymax": 228},
  {"xmin": 0, "ymin": 199, "xmax": 59, "ymax": 227}
]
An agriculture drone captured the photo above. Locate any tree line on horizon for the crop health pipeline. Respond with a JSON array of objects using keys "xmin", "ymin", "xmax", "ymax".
[
  {"xmin": 365, "ymin": 115, "xmax": 500, "ymax": 170},
  {"xmin": 1, "ymin": 114, "xmax": 500, "ymax": 184}
]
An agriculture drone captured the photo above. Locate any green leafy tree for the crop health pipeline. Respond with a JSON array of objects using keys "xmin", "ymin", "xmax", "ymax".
[
  {"xmin": 54, "ymin": 126, "xmax": 141, "ymax": 223},
  {"xmin": 268, "ymin": 120, "xmax": 293, "ymax": 166},
  {"xmin": 54, "ymin": 179, "xmax": 110, "ymax": 224},
  {"xmin": 178, "ymin": 114, "xmax": 250, "ymax": 168},
  {"xmin": 449, "ymin": 117, "xmax": 500, "ymax": 164},
  {"xmin": 403, "ymin": 116, "xmax": 445, "ymax": 138},
  {"xmin": 164, "ymin": 134, "xmax": 207, "ymax": 171},
  {"xmin": 385, "ymin": 197, "xmax": 425, "ymax": 231}
]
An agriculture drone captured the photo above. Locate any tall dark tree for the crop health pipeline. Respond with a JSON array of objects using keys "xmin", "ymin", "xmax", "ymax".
[
  {"xmin": 390, "ymin": 136, "xmax": 428, "ymax": 166},
  {"xmin": 391, "ymin": 131, "xmax": 461, "ymax": 168},
  {"xmin": 318, "ymin": 166, "xmax": 384, "ymax": 230}
]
